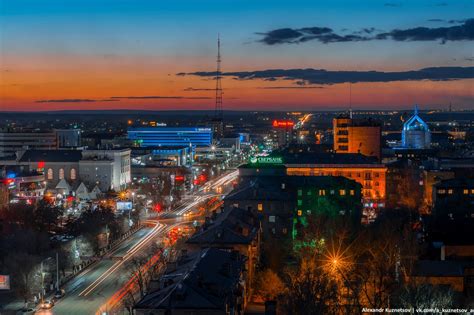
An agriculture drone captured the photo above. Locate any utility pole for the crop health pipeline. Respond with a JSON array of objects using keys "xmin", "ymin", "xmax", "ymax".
[{"xmin": 56, "ymin": 252, "xmax": 59, "ymax": 291}]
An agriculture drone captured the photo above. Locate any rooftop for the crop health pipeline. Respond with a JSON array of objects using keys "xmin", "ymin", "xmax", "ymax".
[{"xmin": 134, "ymin": 248, "xmax": 243, "ymax": 311}]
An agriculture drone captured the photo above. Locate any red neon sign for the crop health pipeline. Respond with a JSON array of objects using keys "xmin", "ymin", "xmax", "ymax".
[
  {"xmin": 175, "ymin": 175, "xmax": 184, "ymax": 181},
  {"xmin": 272, "ymin": 120, "xmax": 294, "ymax": 128},
  {"xmin": 38, "ymin": 161, "xmax": 45, "ymax": 169}
]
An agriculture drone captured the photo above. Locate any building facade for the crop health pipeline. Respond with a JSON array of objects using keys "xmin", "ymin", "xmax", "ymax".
[
  {"xmin": 0, "ymin": 131, "xmax": 57, "ymax": 157},
  {"xmin": 402, "ymin": 106, "xmax": 431, "ymax": 149},
  {"xmin": 333, "ymin": 116, "xmax": 381, "ymax": 160},
  {"xmin": 128, "ymin": 127, "xmax": 213, "ymax": 148}
]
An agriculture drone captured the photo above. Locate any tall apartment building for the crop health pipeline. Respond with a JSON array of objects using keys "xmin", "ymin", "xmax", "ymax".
[
  {"xmin": 333, "ymin": 116, "xmax": 381, "ymax": 160},
  {"xmin": 0, "ymin": 129, "xmax": 81, "ymax": 157},
  {"xmin": 271, "ymin": 120, "xmax": 295, "ymax": 148},
  {"xmin": 0, "ymin": 131, "xmax": 57, "ymax": 157}
]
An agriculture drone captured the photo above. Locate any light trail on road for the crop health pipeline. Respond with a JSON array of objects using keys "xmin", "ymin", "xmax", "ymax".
[{"xmin": 78, "ymin": 223, "xmax": 165, "ymax": 297}]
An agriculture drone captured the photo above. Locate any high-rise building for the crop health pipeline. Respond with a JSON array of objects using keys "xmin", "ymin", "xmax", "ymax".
[
  {"xmin": 402, "ymin": 105, "xmax": 431, "ymax": 149},
  {"xmin": 271, "ymin": 120, "xmax": 295, "ymax": 148},
  {"xmin": 0, "ymin": 130, "xmax": 57, "ymax": 157},
  {"xmin": 333, "ymin": 116, "xmax": 381, "ymax": 160},
  {"xmin": 55, "ymin": 129, "xmax": 81, "ymax": 148}
]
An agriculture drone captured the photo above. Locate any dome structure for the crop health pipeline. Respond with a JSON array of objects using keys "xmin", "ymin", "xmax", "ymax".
[{"xmin": 402, "ymin": 105, "xmax": 431, "ymax": 149}]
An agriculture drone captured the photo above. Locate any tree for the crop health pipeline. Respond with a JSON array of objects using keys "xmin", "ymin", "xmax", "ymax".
[
  {"xmin": 5, "ymin": 252, "xmax": 41, "ymax": 305},
  {"xmin": 282, "ymin": 257, "xmax": 338, "ymax": 315},
  {"xmin": 254, "ymin": 269, "xmax": 285, "ymax": 302},
  {"xmin": 34, "ymin": 199, "xmax": 63, "ymax": 232},
  {"xmin": 397, "ymin": 284, "xmax": 455, "ymax": 310},
  {"xmin": 352, "ymin": 210, "xmax": 419, "ymax": 309}
]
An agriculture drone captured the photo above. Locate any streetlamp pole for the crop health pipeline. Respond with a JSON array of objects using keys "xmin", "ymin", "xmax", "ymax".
[{"xmin": 56, "ymin": 252, "xmax": 59, "ymax": 291}]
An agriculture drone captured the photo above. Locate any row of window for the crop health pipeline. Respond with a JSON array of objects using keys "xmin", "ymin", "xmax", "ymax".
[
  {"xmin": 297, "ymin": 189, "xmax": 355, "ymax": 197},
  {"xmin": 47, "ymin": 168, "xmax": 76, "ymax": 180},
  {"xmin": 305, "ymin": 171, "xmax": 382, "ymax": 179},
  {"xmin": 438, "ymin": 188, "xmax": 474, "ymax": 195}
]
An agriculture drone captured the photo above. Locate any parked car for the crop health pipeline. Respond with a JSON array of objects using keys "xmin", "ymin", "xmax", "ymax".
[
  {"xmin": 54, "ymin": 289, "xmax": 66, "ymax": 299},
  {"xmin": 17, "ymin": 307, "xmax": 36, "ymax": 315}
]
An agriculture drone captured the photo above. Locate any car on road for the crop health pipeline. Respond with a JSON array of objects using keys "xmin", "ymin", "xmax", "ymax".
[
  {"xmin": 17, "ymin": 307, "xmax": 36, "ymax": 315},
  {"xmin": 54, "ymin": 289, "xmax": 66, "ymax": 299},
  {"xmin": 40, "ymin": 299, "xmax": 54, "ymax": 309}
]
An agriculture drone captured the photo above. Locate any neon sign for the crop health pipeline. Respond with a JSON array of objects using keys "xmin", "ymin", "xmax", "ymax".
[
  {"xmin": 249, "ymin": 156, "xmax": 284, "ymax": 164},
  {"xmin": 272, "ymin": 120, "xmax": 294, "ymax": 128}
]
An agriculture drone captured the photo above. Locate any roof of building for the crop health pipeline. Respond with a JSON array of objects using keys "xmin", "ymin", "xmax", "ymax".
[
  {"xmin": 412, "ymin": 260, "xmax": 474, "ymax": 277},
  {"xmin": 187, "ymin": 207, "xmax": 258, "ymax": 245},
  {"xmin": 434, "ymin": 177, "xmax": 474, "ymax": 188},
  {"xmin": 403, "ymin": 105, "xmax": 430, "ymax": 132},
  {"xmin": 134, "ymin": 248, "xmax": 243, "ymax": 311},
  {"xmin": 279, "ymin": 151, "xmax": 380, "ymax": 165},
  {"xmin": 225, "ymin": 175, "xmax": 360, "ymax": 202},
  {"xmin": 19, "ymin": 150, "xmax": 83, "ymax": 163}
]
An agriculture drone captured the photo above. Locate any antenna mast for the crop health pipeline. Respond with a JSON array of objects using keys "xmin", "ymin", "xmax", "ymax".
[
  {"xmin": 349, "ymin": 82, "xmax": 353, "ymax": 119},
  {"xmin": 214, "ymin": 35, "xmax": 223, "ymax": 120}
]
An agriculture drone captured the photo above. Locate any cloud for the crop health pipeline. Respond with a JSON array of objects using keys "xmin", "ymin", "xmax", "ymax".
[
  {"xmin": 257, "ymin": 26, "xmax": 369, "ymax": 45},
  {"xmin": 183, "ymin": 87, "xmax": 216, "ymax": 91},
  {"xmin": 384, "ymin": 2, "xmax": 401, "ymax": 7},
  {"xmin": 376, "ymin": 18, "xmax": 474, "ymax": 42},
  {"xmin": 257, "ymin": 19, "xmax": 474, "ymax": 45},
  {"xmin": 110, "ymin": 96, "xmax": 211, "ymax": 100},
  {"xmin": 182, "ymin": 66, "xmax": 474, "ymax": 85},
  {"xmin": 37, "ymin": 99, "xmax": 98, "ymax": 103},
  {"xmin": 257, "ymin": 86, "xmax": 325, "ymax": 90},
  {"xmin": 36, "ymin": 98, "xmax": 120, "ymax": 103}
]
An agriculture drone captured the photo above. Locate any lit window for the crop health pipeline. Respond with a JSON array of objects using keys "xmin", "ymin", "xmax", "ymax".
[
  {"xmin": 350, "ymin": 190, "xmax": 355, "ymax": 196},
  {"xmin": 319, "ymin": 189, "xmax": 326, "ymax": 196},
  {"xmin": 471, "ymin": 189, "xmax": 474, "ymax": 194},
  {"xmin": 375, "ymin": 173, "xmax": 379, "ymax": 178},
  {"xmin": 297, "ymin": 210, "xmax": 302, "ymax": 216},
  {"xmin": 307, "ymin": 190, "xmax": 312, "ymax": 195},
  {"xmin": 297, "ymin": 189, "xmax": 302, "ymax": 196},
  {"xmin": 269, "ymin": 215, "xmax": 275, "ymax": 223},
  {"xmin": 339, "ymin": 189, "xmax": 346, "ymax": 196},
  {"xmin": 282, "ymin": 228, "xmax": 288, "ymax": 234},
  {"xmin": 438, "ymin": 189, "xmax": 446, "ymax": 194},
  {"xmin": 70, "ymin": 168, "xmax": 77, "ymax": 180},
  {"xmin": 297, "ymin": 200, "xmax": 302, "ymax": 206},
  {"xmin": 448, "ymin": 189, "xmax": 453, "ymax": 195},
  {"xmin": 258, "ymin": 203, "xmax": 263, "ymax": 211},
  {"xmin": 307, "ymin": 210, "xmax": 312, "ymax": 214},
  {"xmin": 59, "ymin": 168, "xmax": 65, "ymax": 180},
  {"xmin": 463, "ymin": 189, "xmax": 469, "ymax": 195},
  {"xmin": 47, "ymin": 168, "xmax": 53, "ymax": 180},
  {"xmin": 330, "ymin": 190, "xmax": 335, "ymax": 195}
]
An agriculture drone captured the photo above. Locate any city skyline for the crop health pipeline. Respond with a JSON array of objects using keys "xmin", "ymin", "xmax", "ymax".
[{"xmin": 1, "ymin": 0, "xmax": 473, "ymax": 111}]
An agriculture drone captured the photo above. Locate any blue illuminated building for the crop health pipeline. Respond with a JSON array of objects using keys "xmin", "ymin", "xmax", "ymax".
[
  {"xmin": 128, "ymin": 127, "xmax": 213, "ymax": 148},
  {"xmin": 402, "ymin": 105, "xmax": 431, "ymax": 149}
]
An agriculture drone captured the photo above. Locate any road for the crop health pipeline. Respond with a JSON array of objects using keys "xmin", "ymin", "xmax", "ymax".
[{"xmin": 36, "ymin": 170, "xmax": 238, "ymax": 315}]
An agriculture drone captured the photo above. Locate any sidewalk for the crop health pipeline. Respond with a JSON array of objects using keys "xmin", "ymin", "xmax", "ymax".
[{"xmin": 0, "ymin": 224, "xmax": 143, "ymax": 314}]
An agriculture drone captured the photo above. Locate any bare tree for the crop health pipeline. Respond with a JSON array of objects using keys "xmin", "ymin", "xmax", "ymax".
[
  {"xmin": 282, "ymin": 257, "xmax": 338, "ymax": 315},
  {"xmin": 397, "ymin": 284, "xmax": 455, "ymax": 310}
]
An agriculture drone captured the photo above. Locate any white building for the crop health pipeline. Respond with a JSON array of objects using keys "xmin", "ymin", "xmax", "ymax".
[{"xmin": 3, "ymin": 148, "xmax": 131, "ymax": 193}]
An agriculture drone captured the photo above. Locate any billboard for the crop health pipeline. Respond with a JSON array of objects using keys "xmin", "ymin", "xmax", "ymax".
[
  {"xmin": 0, "ymin": 275, "xmax": 10, "ymax": 290},
  {"xmin": 116, "ymin": 201, "xmax": 133, "ymax": 211}
]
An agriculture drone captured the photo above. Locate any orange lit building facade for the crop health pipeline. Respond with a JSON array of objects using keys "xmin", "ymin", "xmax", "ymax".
[
  {"xmin": 333, "ymin": 116, "xmax": 382, "ymax": 160},
  {"xmin": 286, "ymin": 163, "xmax": 387, "ymax": 208}
]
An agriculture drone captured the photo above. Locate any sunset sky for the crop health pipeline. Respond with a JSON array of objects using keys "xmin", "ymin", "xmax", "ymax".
[{"xmin": 0, "ymin": 0, "xmax": 473, "ymax": 111}]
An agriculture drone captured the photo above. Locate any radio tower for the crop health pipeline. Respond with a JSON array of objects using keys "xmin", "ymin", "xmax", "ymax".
[{"xmin": 212, "ymin": 34, "xmax": 224, "ymax": 138}]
